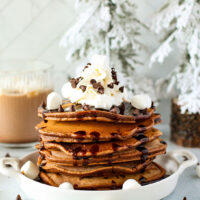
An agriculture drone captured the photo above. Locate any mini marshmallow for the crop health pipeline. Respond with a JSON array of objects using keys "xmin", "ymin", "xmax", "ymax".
[
  {"xmin": 196, "ymin": 163, "xmax": 200, "ymax": 178},
  {"xmin": 47, "ymin": 92, "xmax": 62, "ymax": 110},
  {"xmin": 122, "ymin": 179, "xmax": 141, "ymax": 190},
  {"xmin": 20, "ymin": 161, "xmax": 39, "ymax": 180},
  {"xmin": 131, "ymin": 94, "xmax": 152, "ymax": 110},
  {"xmin": 59, "ymin": 182, "xmax": 74, "ymax": 190}
]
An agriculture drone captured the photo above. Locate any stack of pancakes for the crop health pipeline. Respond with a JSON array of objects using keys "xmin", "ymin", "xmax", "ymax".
[{"xmin": 36, "ymin": 101, "xmax": 167, "ymax": 190}]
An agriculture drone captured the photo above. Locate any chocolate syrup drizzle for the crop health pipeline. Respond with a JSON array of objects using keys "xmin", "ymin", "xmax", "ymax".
[
  {"xmin": 133, "ymin": 132, "xmax": 149, "ymax": 143},
  {"xmin": 90, "ymin": 131, "xmax": 100, "ymax": 141},
  {"xmin": 136, "ymin": 145, "xmax": 149, "ymax": 162},
  {"xmin": 112, "ymin": 143, "xmax": 121, "ymax": 151}
]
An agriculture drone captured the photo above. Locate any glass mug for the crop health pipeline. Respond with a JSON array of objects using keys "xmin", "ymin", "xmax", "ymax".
[{"xmin": 0, "ymin": 60, "xmax": 53, "ymax": 147}]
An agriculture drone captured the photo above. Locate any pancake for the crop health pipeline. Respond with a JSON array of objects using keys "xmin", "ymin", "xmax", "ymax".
[
  {"xmin": 36, "ymin": 114, "xmax": 161, "ymax": 143},
  {"xmin": 36, "ymin": 129, "xmax": 162, "ymax": 157},
  {"xmin": 38, "ymin": 139, "xmax": 167, "ymax": 166},
  {"xmin": 39, "ymin": 159, "xmax": 152, "ymax": 176},
  {"xmin": 38, "ymin": 101, "xmax": 155, "ymax": 123},
  {"xmin": 39, "ymin": 162, "xmax": 165, "ymax": 190}
]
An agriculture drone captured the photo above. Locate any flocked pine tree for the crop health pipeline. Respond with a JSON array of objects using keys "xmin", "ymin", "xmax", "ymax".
[
  {"xmin": 60, "ymin": 0, "xmax": 157, "ymax": 101},
  {"xmin": 150, "ymin": 0, "xmax": 200, "ymax": 114}
]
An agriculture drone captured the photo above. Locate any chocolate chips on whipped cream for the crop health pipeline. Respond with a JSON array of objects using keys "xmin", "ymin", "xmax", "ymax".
[
  {"xmin": 111, "ymin": 67, "xmax": 119, "ymax": 85},
  {"xmin": 70, "ymin": 77, "xmax": 83, "ymax": 88},
  {"xmin": 79, "ymin": 85, "xmax": 87, "ymax": 92},
  {"xmin": 60, "ymin": 55, "xmax": 153, "ymax": 113},
  {"xmin": 62, "ymin": 55, "xmax": 125, "ymax": 110}
]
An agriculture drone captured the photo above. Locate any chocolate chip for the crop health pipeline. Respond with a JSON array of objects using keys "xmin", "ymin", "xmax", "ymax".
[
  {"xmin": 83, "ymin": 66, "xmax": 88, "ymax": 71},
  {"xmin": 107, "ymin": 83, "xmax": 114, "ymax": 89},
  {"xmin": 87, "ymin": 63, "xmax": 91, "ymax": 65},
  {"xmin": 97, "ymin": 86, "xmax": 104, "ymax": 94},
  {"xmin": 115, "ymin": 81, "xmax": 119, "ymax": 85},
  {"xmin": 5, "ymin": 153, "xmax": 10, "ymax": 157},
  {"xmin": 91, "ymin": 81, "xmax": 104, "ymax": 94},
  {"xmin": 183, "ymin": 156, "xmax": 188, "ymax": 161},
  {"xmin": 16, "ymin": 194, "xmax": 22, "ymax": 200},
  {"xmin": 111, "ymin": 68, "xmax": 119, "ymax": 85},
  {"xmin": 111, "ymin": 68, "xmax": 117, "ymax": 80},
  {"xmin": 79, "ymin": 85, "xmax": 87, "ymax": 92},
  {"xmin": 118, "ymin": 102, "xmax": 125, "ymax": 114},
  {"xmin": 93, "ymin": 82, "xmax": 99, "ymax": 89},
  {"xmin": 70, "ymin": 77, "xmax": 83, "ymax": 88},
  {"xmin": 119, "ymin": 86, "xmax": 124, "ymax": 93},
  {"xmin": 132, "ymin": 108, "xmax": 140, "ymax": 116},
  {"xmin": 83, "ymin": 104, "xmax": 90, "ymax": 111},
  {"xmin": 58, "ymin": 105, "xmax": 64, "ymax": 112},
  {"xmin": 40, "ymin": 101, "xmax": 46, "ymax": 109},
  {"xmin": 70, "ymin": 105, "xmax": 75, "ymax": 112},
  {"xmin": 77, "ymin": 76, "xmax": 83, "ymax": 82},
  {"xmin": 110, "ymin": 106, "xmax": 119, "ymax": 114},
  {"xmin": 70, "ymin": 78, "xmax": 77, "ymax": 88},
  {"xmin": 90, "ymin": 79, "xmax": 97, "ymax": 85},
  {"xmin": 141, "ymin": 108, "xmax": 148, "ymax": 115}
]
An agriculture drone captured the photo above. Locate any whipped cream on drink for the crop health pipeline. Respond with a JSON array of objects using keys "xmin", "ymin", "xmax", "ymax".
[{"xmin": 62, "ymin": 55, "xmax": 125, "ymax": 110}]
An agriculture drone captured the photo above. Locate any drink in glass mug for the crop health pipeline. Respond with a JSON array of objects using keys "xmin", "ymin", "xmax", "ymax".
[{"xmin": 0, "ymin": 60, "xmax": 53, "ymax": 146}]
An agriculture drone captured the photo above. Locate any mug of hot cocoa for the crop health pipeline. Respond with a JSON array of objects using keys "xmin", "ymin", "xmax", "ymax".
[{"xmin": 0, "ymin": 60, "xmax": 53, "ymax": 147}]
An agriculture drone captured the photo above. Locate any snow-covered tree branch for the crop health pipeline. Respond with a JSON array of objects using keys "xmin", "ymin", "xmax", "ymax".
[{"xmin": 150, "ymin": 0, "xmax": 200, "ymax": 114}]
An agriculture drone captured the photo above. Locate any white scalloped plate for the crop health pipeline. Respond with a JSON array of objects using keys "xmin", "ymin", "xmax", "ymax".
[{"xmin": 0, "ymin": 149, "xmax": 197, "ymax": 200}]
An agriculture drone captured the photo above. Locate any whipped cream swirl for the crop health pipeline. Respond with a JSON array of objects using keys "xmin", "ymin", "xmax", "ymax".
[{"xmin": 62, "ymin": 55, "xmax": 125, "ymax": 110}]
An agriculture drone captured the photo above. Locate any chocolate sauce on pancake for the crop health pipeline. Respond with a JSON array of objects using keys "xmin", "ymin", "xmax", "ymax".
[
  {"xmin": 160, "ymin": 140, "xmax": 167, "ymax": 145},
  {"xmin": 39, "ymin": 162, "xmax": 45, "ymax": 168},
  {"xmin": 83, "ymin": 157, "xmax": 89, "ymax": 166},
  {"xmin": 138, "ymin": 124, "xmax": 147, "ymax": 131},
  {"xmin": 39, "ymin": 153, "xmax": 44, "ymax": 160},
  {"xmin": 111, "ymin": 132, "xmax": 119, "ymax": 137},
  {"xmin": 136, "ymin": 145, "xmax": 148, "ymax": 162},
  {"xmin": 139, "ymin": 177, "xmax": 146, "ymax": 184},
  {"xmin": 74, "ymin": 131, "xmax": 86, "ymax": 137},
  {"xmin": 72, "ymin": 146, "xmax": 87, "ymax": 160},
  {"xmin": 154, "ymin": 118, "xmax": 161, "ymax": 124},
  {"xmin": 111, "ymin": 180, "xmax": 117, "ymax": 189},
  {"xmin": 90, "ymin": 131, "xmax": 100, "ymax": 141},
  {"xmin": 118, "ymin": 102, "xmax": 125, "ymax": 115},
  {"xmin": 89, "ymin": 144, "xmax": 99, "ymax": 155},
  {"xmin": 141, "ymin": 175, "xmax": 169, "ymax": 186},
  {"xmin": 42, "ymin": 110, "xmax": 49, "ymax": 123},
  {"xmin": 112, "ymin": 143, "xmax": 121, "ymax": 151},
  {"xmin": 39, "ymin": 143, "xmax": 45, "ymax": 151},
  {"xmin": 134, "ymin": 132, "xmax": 149, "ymax": 143}
]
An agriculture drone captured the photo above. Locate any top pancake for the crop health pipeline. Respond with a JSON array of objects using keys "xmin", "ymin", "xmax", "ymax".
[
  {"xmin": 36, "ymin": 114, "xmax": 161, "ymax": 143},
  {"xmin": 38, "ymin": 101, "xmax": 155, "ymax": 123}
]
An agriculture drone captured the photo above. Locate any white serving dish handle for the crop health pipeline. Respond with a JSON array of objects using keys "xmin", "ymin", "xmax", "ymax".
[
  {"xmin": 0, "ymin": 157, "xmax": 21, "ymax": 179},
  {"xmin": 0, "ymin": 149, "xmax": 198, "ymax": 200},
  {"xmin": 167, "ymin": 149, "xmax": 198, "ymax": 175}
]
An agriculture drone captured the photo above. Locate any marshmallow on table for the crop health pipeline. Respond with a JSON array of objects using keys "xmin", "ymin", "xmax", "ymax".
[
  {"xmin": 47, "ymin": 92, "xmax": 62, "ymax": 110},
  {"xmin": 122, "ymin": 179, "xmax": 141, "ymax": 190},
  {"xmin": 20, "ymin": 161, "xmax": 39, "ymax": 180},
  {"xmin": 59, "ymin": 182, "xmax": 74, "ymax": 190},
  {"xmin": 131, "ymin": 94, "xmax": 152, "ymax": 110},
  {"xmin": 196, "ymin": 163, "xmax": 200, "ymax": 178}
]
